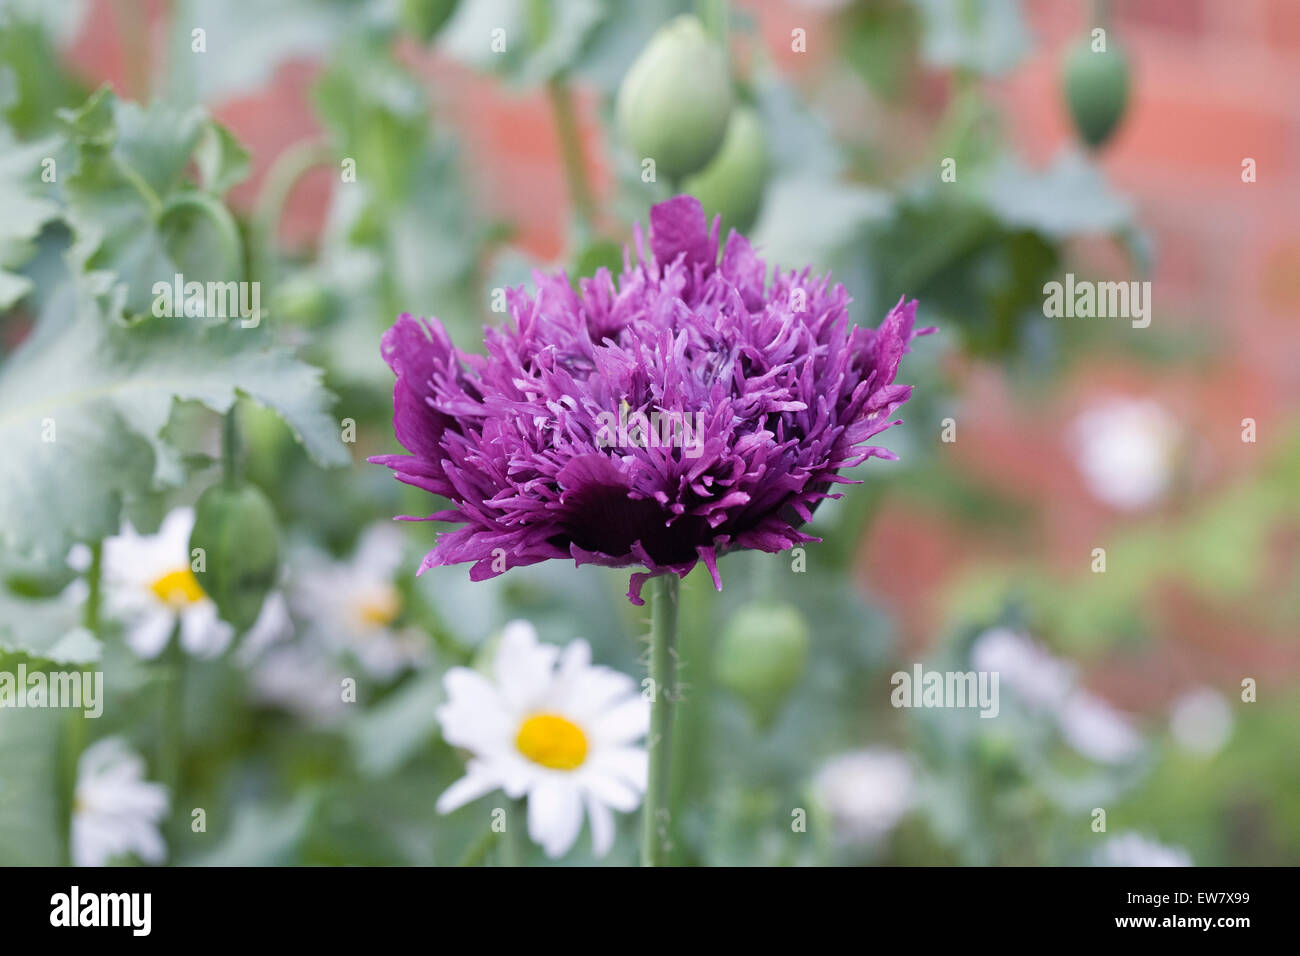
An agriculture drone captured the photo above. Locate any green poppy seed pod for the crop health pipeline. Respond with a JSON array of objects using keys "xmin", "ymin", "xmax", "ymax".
[
  {"xmin": 616, "ymin": 15, "xmax": 733, "ymax": 181},
  {"xmin": 1062, "ymin": 37, "xmax": 1130, "ymax": 149},
  {"xmin": 189, "ymin": 482, "xmax": 279, "ymax": 631},
  {"xmin": 715, "ymin": 602, "xmax": 810, "ymax": 726},
  {"xmin": 682, "ymin": 105, "xmax": 767, "ymax": 236}
]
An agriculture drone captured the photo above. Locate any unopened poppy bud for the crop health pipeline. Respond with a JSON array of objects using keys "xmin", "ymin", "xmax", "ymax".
[
  {"xmin": 715, "ymin": 602, "xmax": 810, "ymax": 726},
  {"xmin": 1062, "ymin": 37, "xmax": 1130, "ymax": 148},
  {"xmin": 616, "ymin": 15, "xmax": 733, "ymax": 181},
  {"xmin": 190, "ymin": 482, "xmax": 279, "ymax": 631},
  {"xmin": 682, "ymin": 105, "xmax": 767, "ymax": 236}
]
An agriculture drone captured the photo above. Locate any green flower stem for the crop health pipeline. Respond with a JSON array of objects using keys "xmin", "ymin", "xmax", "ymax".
[
  {"xmin": 60, "ymin": 540, "xmax": 103, "ymax": 864},
  {"xmin": 546, "ymin": 76, "xmax": 596, "ymax": 241},
  {"xmin": 158, "ymin": 622, "xmax": 185, "ymax": 797},
  {"xmin": 641, "ymin": 573, "xmax": 680, "ymax": 866},
  {"xmin": 250, "ymin": 139, "xmax": 335, "ymax": 282},
  {"xmin": 83, "ymin": 540, "xmax": 103, "ymax": 630},
  {"xmin": 697, "ymin": 0, "xmax": 730, "ymax": 46},
  {"xmin": 501, "ymin": 797, "xmax": 527, "ymax": 866},
  {"xmin": 456, "ymin": 829, "xmax": 499, "ymax": 867},
  {"xmin": 158, "ymin": 191, "xmax": 245, "ymax": 282},
  {"xmin": 221, "ymin": 404, "xmax": 240, "ymax": 487}
]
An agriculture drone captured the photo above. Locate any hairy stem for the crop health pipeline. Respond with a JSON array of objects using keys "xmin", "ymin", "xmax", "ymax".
[{"xmin": 641, "ymin": 573, "xmax": 680, "ymax": 866}]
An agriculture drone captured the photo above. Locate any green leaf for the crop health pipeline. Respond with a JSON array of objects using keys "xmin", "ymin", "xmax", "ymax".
[
  {"xmin": 913, "ymin": 0, "xmax": 1029, "ymax": 77},
  {"xmin": 0, "ymin": 10, "xmax": 87, "ymax": 137},
  {"xmin": 0, "ymin": 587, "xmax": 99, "ymax": 664},
  {"xmin": 194, "ymin": 122, "xmax": 251, "ymax": 197},
  {"xmin": 59, "ymin": 88, "xmax": 224, "ymax": 317},
  {"xmin": 188, "ymin": 791, "xmax": 320, "ymax": 866},
  {"xmin": 439, "ymin": 0, "xmax": 606, "ymax": 86},
  {"xmin": 345, "ymin": 668, "xmax": 445, "ymax": 777},
  {"xmin": 0, "ymin": 132, "xmax": 61, "ymax": 309},
  {"xmin": 0, "ymin": 691, "xmax": 62, "ymax": 865},
  {"xmin": 0, "ymin": 289, "xmax": 348, "ymax": 562},
  {"xmin": 980, "ymin": 149, "xmax": 1134, "ymax": 240}
]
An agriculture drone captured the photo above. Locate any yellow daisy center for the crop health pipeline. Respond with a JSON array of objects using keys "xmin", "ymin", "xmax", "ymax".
[
  {"xmin": 149, "ymin": 567, "xmax": 205, "ymax": 607},
  {"xmin": 355, "ymin": 585, "xmax": 402, "ymax": 629},
  {"xmin": 515, "ymin": 713, "xmax": 588, "ymax": 771}
]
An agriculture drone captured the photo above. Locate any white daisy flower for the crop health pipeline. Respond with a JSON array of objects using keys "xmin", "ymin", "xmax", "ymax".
[
  {"xmin": 1069, "ymin": 397, "xmax": 1180, "ymax": 511},
  {"xmin": 72, "ymin": 737, "xmax": 169, "ymax": 867},
  {"xmin": 971, "ymin": 627, "xmax": 1074, "ymax": 712},
  {"xmin": 435, "ymin": 620, "xmax": 649, "ymax": 859},
  {"xmin": 237, "ymin": 591, "xmax": 348, "ymax": 725},
  {"xmin": 1094, "ymin": 831, "xmax": 1192, "ymax": 867},
  {"xmin": 1058, "ymin": 691, "xmax": 1142, "ymax": 765},
  {"xmin": 972, "ymin": 627, "xmax": 1141, "ymax": 765},
  {"xmin": 293, "ymin": 524, "xmax": 427, "ymax": 680},
  {"xmin": 813, "ymin": 748, "xmax": 913, "ymax": 844},
  {"xmin": 101, "ymin": 508, "xmax": 233, "ymax": 660}
]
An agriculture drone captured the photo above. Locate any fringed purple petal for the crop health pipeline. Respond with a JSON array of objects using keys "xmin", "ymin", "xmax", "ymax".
[{"xmin": 373, "ymin": 196, "xmax": 929, "ymax": 601}]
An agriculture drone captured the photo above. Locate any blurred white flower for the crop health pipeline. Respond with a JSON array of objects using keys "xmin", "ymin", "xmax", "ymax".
[
  {"xmin": 1069, "ymin": 397, "xmax": 1179, "ymax": 511},
  {"xmin": 1094, "ymin": 831, "xmax": 1192, "ymax": 867},
  {"xmin": 972, "ymin": 627, "xmax": 1142, "ymax": 764},
  {"xmin": 72, "ymin": 737, "xmax": 169, "ymax": 867},
  {"xmin": 435, "ymin": 620, "xmax": 648, "ymax": 859},
  {"xmin": 1169, "ymin": 687, "xmax": 1233, "ymax": 756},
  {"xmin": 293, "ymin": 524, "xmax": 427, "ymax": 681},
  {"xmin": 1059, "ymin": 692, "xmax": 1143, "ymax": 764},
  {"xmin": 236, "ymin": 592, "xmax": 348, "ymax": 724},
  {"xmin": 813, "ymin": 748, "xmax": 913, "ymax": 844},
  {"xmin": 971, "ymin": 627, "xmax": 1073, "ymax": 712},
  {"xmin": 101, "ymin": 508, "xmax": 233, "ymax": 659}
]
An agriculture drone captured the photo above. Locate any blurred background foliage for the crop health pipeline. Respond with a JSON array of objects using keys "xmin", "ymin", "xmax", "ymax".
[{"xmin": 0, "ymin": 0, "xmax": 1296, "ymax": 866}]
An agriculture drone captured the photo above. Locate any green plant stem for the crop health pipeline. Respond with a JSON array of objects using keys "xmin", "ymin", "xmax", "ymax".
[
  {"xmin": 500, "ymin": 797, "xmax": 526, "ymax": 866},
  {"xmin": 221, "ymin": 405, "xmax": 240, "ymax": 487},
  {"xmin": 641, "ymin": 573, "xmax": 680, "ymax": 866},
  {"xmin": 250, "ymin": 139, "xmax": 335, "ymax": 283},
  {"xmin": 83, "ymin": 540, "xmax": 103, "ymax": 631},
  {"xmin": 158, "ymin": 622, "xmax": 185, "ymax": 796},
  {"xmin": 546, "ymin": 76, "xmax": 596, "ymax": 242},
  {"xmin": 60, "ymin": 540, "xmax": 103, "ymax": 864},
  {"xmin": 158, "ymin": 191, "xmax": 245, "ymax": 282},
  {"xmin": 697, "ymin": 0, "xmax": 730, "ymax": 46},
  {"xmin": 456, "ymin": 829, "xmax": 499, "ymax": 867}
]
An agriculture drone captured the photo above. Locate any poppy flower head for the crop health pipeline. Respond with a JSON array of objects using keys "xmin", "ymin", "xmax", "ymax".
[{"xmin": 372, "ymin": 195, "xmax": 931, "ymax": 603}]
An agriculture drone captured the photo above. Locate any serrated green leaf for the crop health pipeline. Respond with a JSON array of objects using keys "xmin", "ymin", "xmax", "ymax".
[
  {"xmin": 0, "ymin": 132, "xmax": 61, "ymax": 309},
  {"xmin": 59, "ymin": 89, "xmax": 221, "ymax": 316},
  {"xmin": 194, "ymin": 121, "xmax": 251, "ymax": 197},
  {"xmin": 0, "ymin": 292, "xmax": 348, "ymax": 562}
]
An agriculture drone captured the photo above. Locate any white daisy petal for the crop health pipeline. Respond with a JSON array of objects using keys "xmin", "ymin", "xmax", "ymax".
[
  {"xmin": 180, "ymin": 602, "xmax": 234, "ymax": 658},
  {"xmin": 589, "ymin": 745, "xmax": 649, "ymax": 793},
  {"xmin": 528, "ymin": 778, "xmax": 584, "ymax": 859},
  {"xmin": 586, "ymin": 794, "xmax": 616, "ymax": 858},
  {"xmin": 495, "ymin": 625, "xmax": 559, "ymax": 712},
  {"xmin": 436, "ymin": 764, "xmax": 503, "ymax": 814},
  {"xmin": 590, "ymin": 696, "xmax": 650, "ymax": 745},
  {"xmin": 125, "ymin": 609, "xmax": 176, "ymax": 659},
  {"xmin": 578, "ymin": 768, "xmax": 642, "ymax": 813}
]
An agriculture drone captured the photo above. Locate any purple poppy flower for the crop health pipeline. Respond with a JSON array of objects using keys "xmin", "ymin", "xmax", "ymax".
[{"xmin": 372, "ymin": 195, "xmax": 931, "ymax": 604}]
